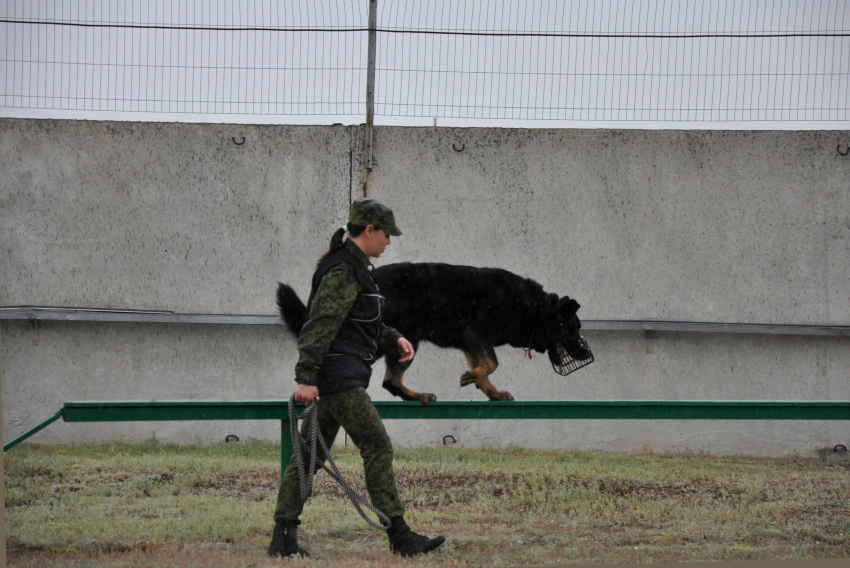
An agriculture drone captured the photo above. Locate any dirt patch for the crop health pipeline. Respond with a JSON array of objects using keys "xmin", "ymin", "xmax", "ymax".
[{"xmin": 595, "ymin": 475, "xmax": 745, "ymax": 503}]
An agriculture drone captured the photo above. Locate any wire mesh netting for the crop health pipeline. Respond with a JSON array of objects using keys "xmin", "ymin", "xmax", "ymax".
[
  {"xmin": 1, "ymin": 0, "xmax": 848, "ymax": 121},
  {"xmin": 377, "ymin": 0, "xmax": 850, "ymax": 121},
  {"xmin": 0, "ymin": 0, "xmax": 368, "ymax": 115}
]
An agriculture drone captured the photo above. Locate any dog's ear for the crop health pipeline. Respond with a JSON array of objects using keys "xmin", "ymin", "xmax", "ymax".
[{"xmin": 557, "ymin": 296, "xmax": 581, "ymax": 316}]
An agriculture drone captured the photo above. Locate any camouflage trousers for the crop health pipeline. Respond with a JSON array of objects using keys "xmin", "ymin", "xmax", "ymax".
[{"xmin": 274, "ymin": 386, "xmax": 406, "ymax": 522}]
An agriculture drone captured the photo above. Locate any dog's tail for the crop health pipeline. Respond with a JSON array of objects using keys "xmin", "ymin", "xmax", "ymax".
[{"xmin": 276, "ymin": 283, "xmax": 307, "ymax": 337}]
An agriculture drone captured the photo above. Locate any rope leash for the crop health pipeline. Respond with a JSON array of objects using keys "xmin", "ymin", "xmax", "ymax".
[{"xmin": 288, "ymin": 394, "xmax": 392, "ymax": 530}]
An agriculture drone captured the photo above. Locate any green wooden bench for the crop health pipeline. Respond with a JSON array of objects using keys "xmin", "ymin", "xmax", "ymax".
[{"xmin": 5, "ymin": 400, "xmax": 849, "ymax": 471}]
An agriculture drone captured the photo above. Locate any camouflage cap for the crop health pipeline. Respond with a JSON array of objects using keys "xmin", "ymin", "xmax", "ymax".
[{"xmin": 348, "ymin": 198, "xmax": 402, "ymax": 236}]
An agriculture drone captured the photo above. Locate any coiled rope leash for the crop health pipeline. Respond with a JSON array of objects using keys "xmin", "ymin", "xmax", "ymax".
[{"xmin": 288, "ymin": 394, "xmax": 392, "ymax": 530}]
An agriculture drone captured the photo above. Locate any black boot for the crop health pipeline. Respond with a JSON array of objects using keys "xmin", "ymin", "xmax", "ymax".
[
  {"xmin": 267, "ymin": 518, "xmax": 310, "ymax": 558},
  {"xmin": 386, "ymin": 516, "xmax": 445, "ymax": 557}
]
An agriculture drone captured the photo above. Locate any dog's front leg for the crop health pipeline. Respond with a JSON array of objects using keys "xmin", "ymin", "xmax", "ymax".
[
  {"xmin": 382, "ymin": 349, "xmax": 437, "ymax": 404},
  {"xmin": 460, "ymin": 347, "xmax": 514, "ymax": 401}
]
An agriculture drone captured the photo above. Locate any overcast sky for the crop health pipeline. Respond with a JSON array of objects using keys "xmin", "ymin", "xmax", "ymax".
[{"xmin": 1, "ymin": 0, "xmax": 848, "ymax": 129}]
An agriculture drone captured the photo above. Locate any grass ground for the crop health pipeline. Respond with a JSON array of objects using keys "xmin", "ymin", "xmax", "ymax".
[{"xmin": 5, "ymin": 439, "xmax": 850, "ymax": 567}]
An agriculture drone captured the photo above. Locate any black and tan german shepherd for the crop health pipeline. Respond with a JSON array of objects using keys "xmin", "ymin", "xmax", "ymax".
[{"xmin": 277, "ymin": 262, "xmax": 590, "ymax": 404}]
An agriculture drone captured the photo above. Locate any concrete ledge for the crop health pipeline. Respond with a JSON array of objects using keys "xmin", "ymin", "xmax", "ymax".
[{"xmin": 2, "ymin": 306, "xmax": 848, "ymax": 336}]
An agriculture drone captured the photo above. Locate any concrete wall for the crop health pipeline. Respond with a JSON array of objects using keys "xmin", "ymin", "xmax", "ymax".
[
  {"xmin": 2, "ymin": 119, "xmax": 849, "ymax": 455},
  {"xmin": 367, "ymin": 128, "xmax": 850, "ymax": 324},
  {"xmin": 1, "ymin": 120, "xmax": 351, "ymax": 312}
]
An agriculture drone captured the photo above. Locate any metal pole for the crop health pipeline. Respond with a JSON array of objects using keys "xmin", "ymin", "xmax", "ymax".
[
  {"xmin": 280, "ymin": 419, "xmax": 294, "ymax": 478},
  {"xmin": 3, "ymin": 410, "xmax": 63, "ymax": 452},
  {"xmin": 0, "ymin": 325, "xmax": 4, "ymax": 568},
  {"xmin": 365, "ymin": 0, "xmax": 377, "ymax": 171},
  {"xmin": 5, "ymin": 307, "xmax": 850, "ymax": 337},
  {"xmin": 0, "ymin": 322, "xmax": 6, "ymax": 558}
]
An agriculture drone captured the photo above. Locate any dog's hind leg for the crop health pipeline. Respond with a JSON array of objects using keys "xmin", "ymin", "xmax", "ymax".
[
  {"xmin": 460, "ymin": 344, "xmax": 514, "ymax": 402},
  {"xmin": 381, "ymin": 340, "xmax": 437, "ymax": 405}
]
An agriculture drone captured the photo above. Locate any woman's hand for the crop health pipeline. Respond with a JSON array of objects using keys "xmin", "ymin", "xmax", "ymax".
[
  {"xmin": 295, "ymin": 384, "xmax": 319, "ymax": 406},
  {"xmin": 397, "ymin": 337, "xmax": 415, "ymax": 363}
]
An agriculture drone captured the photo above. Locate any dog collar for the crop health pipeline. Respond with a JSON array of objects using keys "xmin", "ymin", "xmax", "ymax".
[{"xmin": 524, "ymin": 329, "xmax": 536, "ymax": 359}]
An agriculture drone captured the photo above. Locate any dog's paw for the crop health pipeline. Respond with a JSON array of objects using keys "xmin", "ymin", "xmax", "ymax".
[
  {"xmin": 488, "ymin": 391, "xmax": 514, "ymax": 402},
  {"xmin": 416, "ymin": 393, "xmax": 437, "ymax": 405},
  {"xmin": 459, "ymin": 372, "xmax": 476, "ymax": 387}
]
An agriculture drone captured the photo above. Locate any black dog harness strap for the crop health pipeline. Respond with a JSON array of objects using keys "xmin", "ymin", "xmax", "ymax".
[{"xmin": 307, "ymin": 247, "xmax": 386, "ymax": 394}]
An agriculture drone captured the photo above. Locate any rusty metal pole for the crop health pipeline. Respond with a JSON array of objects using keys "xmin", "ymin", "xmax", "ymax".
[
  {"xmin": 0, "ymin": 326, "xmax": 5, "ymax": 561},
  {"xmin": 365, "ymin": 0, "xmax": 377, "ymax": 171}
]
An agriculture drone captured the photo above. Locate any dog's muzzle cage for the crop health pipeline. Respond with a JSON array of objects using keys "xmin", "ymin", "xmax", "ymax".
[{"xmin": 552, "ymin": 337, "xmax": 594, "ymax": 376}]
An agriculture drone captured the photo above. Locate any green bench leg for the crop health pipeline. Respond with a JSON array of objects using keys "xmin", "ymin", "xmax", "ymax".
[
  {"xmin": 3, "ymin": 410, "xmax": 63, "ymax": 452},
  {"xmin": 280, "ymin": 419, "xmax": 293, "ymax": 477}
]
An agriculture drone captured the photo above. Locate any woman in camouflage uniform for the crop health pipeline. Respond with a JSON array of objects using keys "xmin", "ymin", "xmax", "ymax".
[{"xmin": 268, "ymin": 198, "xmax": 445, "ymax": 559}]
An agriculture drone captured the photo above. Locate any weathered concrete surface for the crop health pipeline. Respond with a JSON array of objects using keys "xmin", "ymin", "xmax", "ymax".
[
  {"xmin": 1, "ymin": 320, "xmax": 292, "ymax": 444},
  {"xmin": 2, "ymin": 120, "xmax": 849, "ymax": 455},
  {"xmin": 2, "ymin": 321, "xmax": 847, "ymax": 456},
  {"xmin": 366, "ymin": 128, "xmax": 850, "ymax": 325},
  {"xmin": 1, "ymin": 120, "xmax": 352, "ymax": 313},
  {"xmin": 359, "ymin": 127, "xmax": 850, "ymax": 455},
  {"xmin": 368, "ymin": 330, "xmax": 850, "ymax": 456}
]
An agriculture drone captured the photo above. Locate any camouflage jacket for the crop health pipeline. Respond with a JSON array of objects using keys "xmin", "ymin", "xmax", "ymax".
[{"xmin": 294, "ymin": 239, "xmax": 403, "ymax": 387}]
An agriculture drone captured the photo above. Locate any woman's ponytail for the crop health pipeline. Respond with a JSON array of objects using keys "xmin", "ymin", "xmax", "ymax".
[{"xmin": 316, "ymin": 225, "xmax": 366, "ymax": 267}]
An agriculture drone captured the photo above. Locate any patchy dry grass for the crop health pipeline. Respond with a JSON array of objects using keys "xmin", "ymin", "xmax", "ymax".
[{"xmin": 5, "ymin": 439, "xmax": 850, "ymax": 567}]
